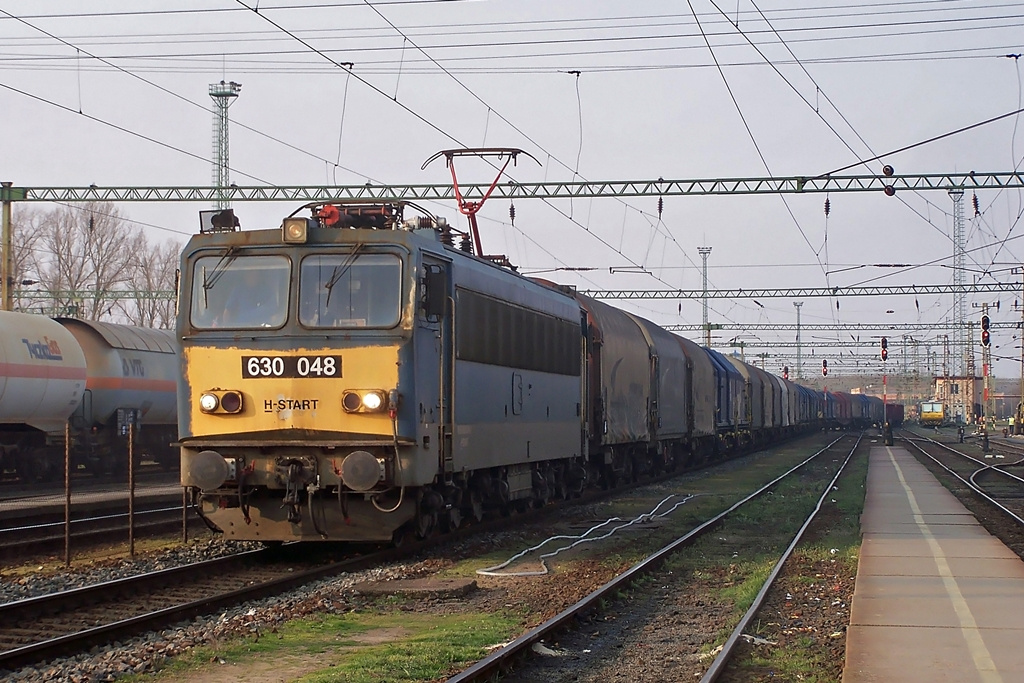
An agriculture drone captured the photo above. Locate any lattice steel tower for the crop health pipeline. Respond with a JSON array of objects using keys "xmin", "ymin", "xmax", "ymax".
[
  {"xmin": 698, "ymin": 246, "xmax": 712, "ymax": 346},
  {"xmin": 950, "ymin": 188, "xmax": 966, "ymax": 376},
  {"xmin": 210, "ymin": 81, "xmax": 242, "ymax": 210},
  {"xmin": 793, "ymin": 301, "xmax": 804, "ymax": 379}
]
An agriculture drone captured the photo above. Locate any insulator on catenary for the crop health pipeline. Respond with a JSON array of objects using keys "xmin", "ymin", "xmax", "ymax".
[
  {"xmin": 973, "ymin": 193, "xmax": 980, "ymax": 216},
  {"xmin": 824, "ymin": 197, "xmax": 830, "ymax": 216},
  {"xmin": 509, "ymin": 201, "xmax": 516, "ymax": 226},
  {"xmin": 657, "ymin": 196, "xmax": 664, "ymax": 218}
]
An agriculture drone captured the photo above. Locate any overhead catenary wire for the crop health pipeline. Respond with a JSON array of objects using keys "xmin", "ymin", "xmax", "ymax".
[
  {"xmin": 4, "ymin": 4, "xmax": 1022, "ymax": 58},
  {"xmin": 0, "ymin": 8, "xmax": 375, "ymax": 184},
  {"xmin": 2, "ymin": 2, "xmax": 1021, "ymax": 364},
  {"xmin": 6, "ymin": 0, "xmax": 1015, "ymax": 313},
  {"xmin": 236, "ymin": 0, "xmax": 699, "ymax": 297}
]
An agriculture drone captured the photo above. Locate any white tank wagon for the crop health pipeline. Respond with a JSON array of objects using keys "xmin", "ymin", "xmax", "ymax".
[{"xmin": 0, "ymin": 311, "xmax": 88, "ymax": 481}]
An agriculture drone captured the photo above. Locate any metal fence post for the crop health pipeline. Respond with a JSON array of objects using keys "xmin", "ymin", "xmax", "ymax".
[
  {"xmin": 64, "ymin": 421, "xmax": 71, "ymax": 568},
  {"xmin": 128, "ymin": 421, "xmax": 135, "ymax": 559}
]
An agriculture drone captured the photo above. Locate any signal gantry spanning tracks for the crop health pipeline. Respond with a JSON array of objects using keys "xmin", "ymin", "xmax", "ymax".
[{"xmin": 1, "ymin": 171, "xmax": 1022, "ymax": 203}]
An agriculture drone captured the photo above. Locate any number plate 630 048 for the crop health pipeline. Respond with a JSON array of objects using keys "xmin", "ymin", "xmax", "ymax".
[{"xmin": 241, "ymin": 355, "xmax": 341, "ymax": 378}]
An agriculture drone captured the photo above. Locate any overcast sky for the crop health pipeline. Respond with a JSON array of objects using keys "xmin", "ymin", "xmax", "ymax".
[{"xmin": 2, "ymin": 0, "xmax": 1022, "ymax": 380}]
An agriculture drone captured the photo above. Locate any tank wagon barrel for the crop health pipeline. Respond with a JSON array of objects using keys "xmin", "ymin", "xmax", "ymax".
[
  {"xmin": 0, "ymin": 311, "xmax": 87, "ymax": 481},
  {"xmin": 0, "ymin": 310, "xmax": 180, "ymax": 482}
]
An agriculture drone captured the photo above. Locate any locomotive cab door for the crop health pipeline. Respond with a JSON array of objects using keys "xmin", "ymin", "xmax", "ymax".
[{"xmin": 416, "ymin": 255, "xmax": 453, "ymax": 479}]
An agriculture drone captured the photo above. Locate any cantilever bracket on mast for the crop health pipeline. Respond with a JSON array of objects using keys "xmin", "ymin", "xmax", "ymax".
[{"xmin": 422, "ymin": 147, "xmax": 538, "ymax": 256}]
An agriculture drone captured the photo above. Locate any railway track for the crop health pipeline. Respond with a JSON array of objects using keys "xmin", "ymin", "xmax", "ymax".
[
  {"xmin": 900, "ymin": 429, "xmax": 1024, "ymax": 523},
  {"xmin": 0, "ymin": 480, "xmax": 190, "ymax": 561},
  {"xmin": 0, "ymin": 544, "xmax": 405, "ymax": 673},
  {"xmin": 0, "ymin": 469, "xmax": 646, "ymax": 676},
  {"xmin": 447, "ymin": 431, "xmax": 865, "ymax": 682},
  {"xmin": 0, "ymin": 504, "xmax": 201, "ymax": 561},
  {"xmin": 0, "ymin": 467, "xmax": 178, "ymax": 500},
  {"xmin": 0, "ymin": 431, "xmax": 845, "ymax": 678}
]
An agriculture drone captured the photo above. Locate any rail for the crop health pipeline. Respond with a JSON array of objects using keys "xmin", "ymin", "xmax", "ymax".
[
  {"xmin": 0, "ymin": 545, "xmax": 409, "ymax": 671},
  {"xmin": 446, "ymin": 432, "xmax": 859, "ymax": 682},
  {"xmin": 900, "ymin": 430, "xmax": 1024, "ymax": 525}
]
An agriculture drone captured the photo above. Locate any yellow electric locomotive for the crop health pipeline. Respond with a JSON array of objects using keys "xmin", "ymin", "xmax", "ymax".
[
  {"xmin": 178, "ymin": 202, "xmax": 585, "ymax": 543},
  {"xmin": 919, "ymin": 401, "xmax": 945, "ymax": 427}
]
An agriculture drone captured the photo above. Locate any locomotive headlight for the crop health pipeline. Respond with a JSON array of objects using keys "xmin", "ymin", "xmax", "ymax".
[
  {"xmin": 282, "ymin": 217, "xmax": 308, "ymax": 243},
  {"xmin": 342, "ymin": 390, "xmax": 388, "ymax": 413},
  {"xmin": 362, "ymin": 392, "xmax": 383, "ymax": 411},
  {"xmin": 220, "ymin": 391, "xmax": 243, "ymax": 414},
  {"xmin": 199, "ymin": 390, "xmax": 244, "ymax": 414}
]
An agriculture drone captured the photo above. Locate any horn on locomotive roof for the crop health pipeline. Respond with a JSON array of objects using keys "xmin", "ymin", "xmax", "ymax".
[{"xmin": 422, "ymin": 147, "xmax": 538, "ymax": 257}]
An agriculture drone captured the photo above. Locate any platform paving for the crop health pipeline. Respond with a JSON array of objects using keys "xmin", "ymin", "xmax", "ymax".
[{"xmin": 842, "ymin": 446, "xmax": 1024, "ymax": 683}]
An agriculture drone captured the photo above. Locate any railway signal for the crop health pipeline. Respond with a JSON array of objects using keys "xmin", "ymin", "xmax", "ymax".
[
  {"xmin": 981, "ymin": 314, "xmax": 991, "ymax": 347},
  {"xmin": 880, "ymin": 336, "xmax": 888, "ymax": 361},
  {"xmin": 783, "ymin": 365, "xmax": 789, "ymax": 379},
  {"xmin": 821, "ymin": 359, "xmax": 828, "ymax": 377}
]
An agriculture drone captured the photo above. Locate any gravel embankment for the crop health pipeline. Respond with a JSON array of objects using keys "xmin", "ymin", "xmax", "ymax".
[{"xmin": 2, "ymin": 540, "xmax": 426, "ymax": 683}]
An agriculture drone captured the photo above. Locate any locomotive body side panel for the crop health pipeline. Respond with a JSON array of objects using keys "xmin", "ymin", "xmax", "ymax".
[{"xmin": 449, "ymin": 259, "xmax": 582, "ymax": 472}]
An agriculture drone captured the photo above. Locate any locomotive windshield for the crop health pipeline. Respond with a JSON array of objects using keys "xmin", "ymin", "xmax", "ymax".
[
  {"xmin": 299, "ymin": 252, "xmax": 402, "ymax": 328},
  {"xmin": 190, "ymin": 255, "xmax": 290, "ymax": 329}
]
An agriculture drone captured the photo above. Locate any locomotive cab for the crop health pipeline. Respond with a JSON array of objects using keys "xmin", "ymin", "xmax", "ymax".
[
  {"xmin": 179, "ymin": 203, "xmax": 426, "ymax": 541},
  {"xmin": 178, "ymin": 201, "xmax": 585, "ymax": 544}
]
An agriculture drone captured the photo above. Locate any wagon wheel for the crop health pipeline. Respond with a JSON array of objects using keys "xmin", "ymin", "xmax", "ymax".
[
  {"xmin": 621, "ymin": 456, "xmax": 634, "ymax": 484},
  {"xmin": 441, "ymin": 506, "xmax": 462, "ymax": 533},
  {"xmin": 391, "ymin": 525, "xmax": 410, "ymax": 548},
  {"xmin": 15, "ymin": 449, "xmax": 42, "ymax": 484},
  {"xmin": 468, "ymin": 490, "xmax": 485, "ymax": 522},
  {"xmin": 414, "ymin": 510, "xmax": 436, "ymax": 539}
]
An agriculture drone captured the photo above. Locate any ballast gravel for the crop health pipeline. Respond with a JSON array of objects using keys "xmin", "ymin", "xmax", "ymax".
[
  {"xmin": 0, "ymin": 539, "xmax": 263, "ymax": 604},
  {"xmin": 0, "ymin": 538, "xmax": 426, "ymax": 683}
]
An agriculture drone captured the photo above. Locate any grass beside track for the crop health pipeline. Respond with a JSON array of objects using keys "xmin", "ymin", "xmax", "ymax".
[
  {"xmin": 121, "ymin": 433, "xmax": 852, "ymax": 683},
  {"xmin": 129, "ymin": 611, "xmax": 518, "ymax": 683},
  {"xmin": 719, "ymin": 436, "xmax": 869, "ymax": 682}
]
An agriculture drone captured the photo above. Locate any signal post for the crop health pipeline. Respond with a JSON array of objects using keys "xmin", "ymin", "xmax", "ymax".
[
  {"xmin": 881, "ymin": 337, "xmax": 893, "ymax": 445},
  {"xmin": 981, "ymin": 305, "xmax": 993, "ymax": 452}
]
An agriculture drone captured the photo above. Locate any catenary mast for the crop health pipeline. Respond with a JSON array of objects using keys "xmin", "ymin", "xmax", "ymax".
[{"xmin": 210, "ymin": 81, "xmax": 242, "ymax": 210}]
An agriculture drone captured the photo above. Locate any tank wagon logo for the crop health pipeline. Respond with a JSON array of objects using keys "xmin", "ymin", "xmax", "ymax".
[
  {"xmin": 21, "ymin": 336, "xmax": 64, "ymax": 361},
  {"xmin": 122, "ymin": 358, "xmax": 146, "ymax": 377}
]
